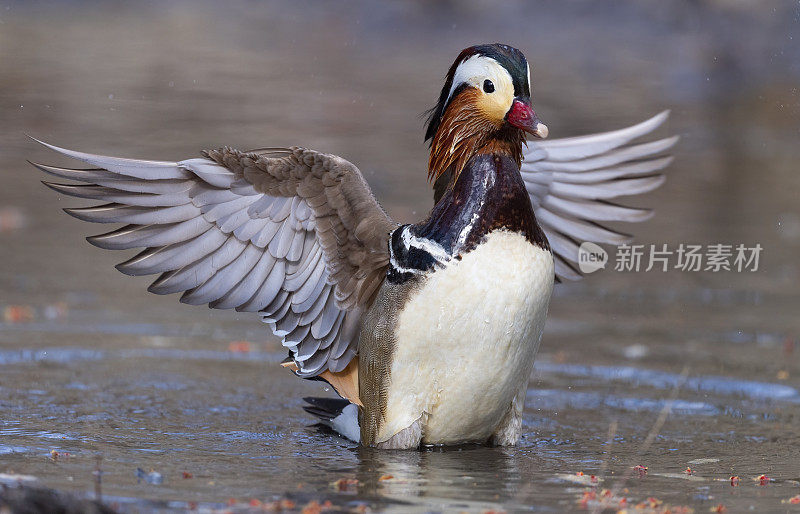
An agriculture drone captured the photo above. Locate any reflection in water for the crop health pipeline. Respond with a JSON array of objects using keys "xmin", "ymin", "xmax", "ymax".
[{"xmin": 355, "ymin": 445, "xmax": 522, "ymax": 510}]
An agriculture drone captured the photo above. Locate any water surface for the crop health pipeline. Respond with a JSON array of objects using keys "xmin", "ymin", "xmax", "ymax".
[{"xmin": 1, "ymin": 1, "xmax": 799, "ymax": 512}]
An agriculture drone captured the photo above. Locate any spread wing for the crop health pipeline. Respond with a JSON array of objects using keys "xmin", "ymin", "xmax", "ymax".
[
  {"xmin": 521, "ymin": 111, "xmax": 677, "ymax": 280},
  {"xmin": 31, "ymin": 142, "xmax": 395, "ymax": 376}
]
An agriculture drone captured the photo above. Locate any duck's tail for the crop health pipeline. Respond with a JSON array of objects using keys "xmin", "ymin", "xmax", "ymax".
[{"xmin": 302, "ymin": 397, "xmax": 361, "ymax": 443}]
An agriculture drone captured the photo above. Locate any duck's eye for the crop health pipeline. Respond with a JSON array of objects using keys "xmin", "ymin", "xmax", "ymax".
[{"xmin": 483, "ymin": 79, "xmax": 495, "ymax": 94}]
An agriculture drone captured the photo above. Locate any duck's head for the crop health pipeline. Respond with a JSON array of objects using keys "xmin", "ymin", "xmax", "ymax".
[{"xmin": 425, "ymin": 44, "xmax": 547, "ymax": 185}]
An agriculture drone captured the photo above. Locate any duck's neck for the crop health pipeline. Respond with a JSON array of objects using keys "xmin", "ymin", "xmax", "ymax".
[
  {"xmin": 428, "ymin": 92, "xmax": 526, "ymax": 201},
  {"xmin": 387, "ymin": 151, "xmax": 548, "ymax": 284},
  {"xmin": 419, "ymin": 152, "xmax": 549, "ymax": 257}
]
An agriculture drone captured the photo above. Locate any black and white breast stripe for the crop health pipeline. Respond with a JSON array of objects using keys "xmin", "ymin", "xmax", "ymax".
[{"xmin": 387, "ymin": 225, "xmax": 452, "ymax": 284}]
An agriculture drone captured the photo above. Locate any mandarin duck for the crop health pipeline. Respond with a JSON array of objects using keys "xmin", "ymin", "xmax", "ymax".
[{"xmin": 31, "ymin": 44, "xmax": 676, "ymax": 449}]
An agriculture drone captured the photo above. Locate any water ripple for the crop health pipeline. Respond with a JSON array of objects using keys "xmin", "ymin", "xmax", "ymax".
[
  {"xmin": 535, "ymin": 362, "xmax": 799, "ymax": 402},
  {"xmin": 0, "ymin": 347, "xmax": 284, "ymax": 365},
  {"xmin": 528, "ymin": 389, "xmax": 719, "ymax": 415}
]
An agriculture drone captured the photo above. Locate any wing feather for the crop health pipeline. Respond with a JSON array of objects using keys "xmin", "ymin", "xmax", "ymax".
[
  {"xmin": 522, "ymin": 111, "xmax": 676, "ymax": 280},
  {"xmin": 33, "ymin": 142, "xmax": 395, "ymax": 379},
  {"xmin": 31, "ymin": 138, "xmax": 189, "ymax": 179},
  {"xmin": 87, "ymin": 219, "xmax": 212, "ymax": 250},
  {"xmin": 116, "ymin": 229, "xmax": 231, "ymax": 276},
  {"xmin": 239, "ymin": 263, "xmax": 287, "ymax": 312},
  {"xmin": 528, "ymin": 110, "xmax": 671, "ymax": 161},
  {"xmin": 183, "ymin": 243, "xmax": 262, "ymax": 305},
  {"xmin": 42, "ymin": 183, "xmax": 193, "ymax": 207},
  {"xmin": 209, "ymin": 251, "xmax": 277, "ymax": 309}
]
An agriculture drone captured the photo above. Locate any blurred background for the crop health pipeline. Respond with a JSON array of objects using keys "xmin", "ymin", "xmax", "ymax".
[{"xmin": 0, "ymin": 1, "xmax": 799, "ymax": 512}]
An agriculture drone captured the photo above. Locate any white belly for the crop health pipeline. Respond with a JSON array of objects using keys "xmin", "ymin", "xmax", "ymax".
[{"xmin": 379, "ymin": 230, "xmax": 554, "ymax": 445}]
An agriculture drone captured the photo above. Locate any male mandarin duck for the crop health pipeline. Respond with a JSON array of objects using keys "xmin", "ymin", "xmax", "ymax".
[{"xmin": 31, "ymin": 44, "xmax": 676, "ymax": 449}]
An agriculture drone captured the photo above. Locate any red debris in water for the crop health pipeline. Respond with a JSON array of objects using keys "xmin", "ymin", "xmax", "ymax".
[
  {"xmin": 684, "ymin": 467, "xmax": 693, "ymax": 475},
  {"xmin": 379, "ymin": 474, "xmax": 394, "ymax": 481},
  {"xmin": 730, "ymin": 476, "xmax": 739, "ymax": 486},
  {"xmin": 49, "ymin": 450, "xmax": 71, "ymax": 460},
  {"xmin": 710, "ymin": 504, "xmax": 727, "ymax": 513},
  {"xmin": 301, "ymin": 500, "xmax": 333, "ymax": 514},
  {"xmin": 576, "ymin": 471, "xmax": 584, "ymax": 476},
  {"xmin": 633, "ymin": 465, "xmax": 648, "ymax": 477},
  {"xmin": 758, "ymin": 474, "xmax": 770, "ymax": 485},
  {"xmin": 578, "ymin": 490, "xmax": 596, "ymax": 508},
  {"xmin": 590, "ymin": 474, "xmax": 598, "ymax": 483},
  {"xmin": 3, "ymin": 305, "xmax": 34, "ymax": 323},
  {"xmin": 646, "ymin": 497, "xmax": 662, "ymax": 508},
  {"xmin": 182, "ymin": 471, "xmax": 193, "ymax": 479},
  {"xmin": 788, "ymin": 495, "xmax": 800, "ymax": 504},
  {"xmin": 227, "ymin": 341, "xmax": 251, "ymax": 353},
  {"xmin": 333, "ymin": 478, "xmax": 359, "ymax": 491},
  {"xmin": 249, "ymin": 499, "xmax": 262, "ymax": 507}
]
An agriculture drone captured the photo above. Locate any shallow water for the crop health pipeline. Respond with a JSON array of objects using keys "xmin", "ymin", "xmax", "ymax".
[{"xmin": 1, "ymin": 1, "xmax": 799, "ymax": 512}]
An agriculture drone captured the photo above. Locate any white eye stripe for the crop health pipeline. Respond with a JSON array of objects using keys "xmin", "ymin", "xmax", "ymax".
[{"xmin": 446, "ymin": 55, "xmax": 514, "ymax": 104}]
